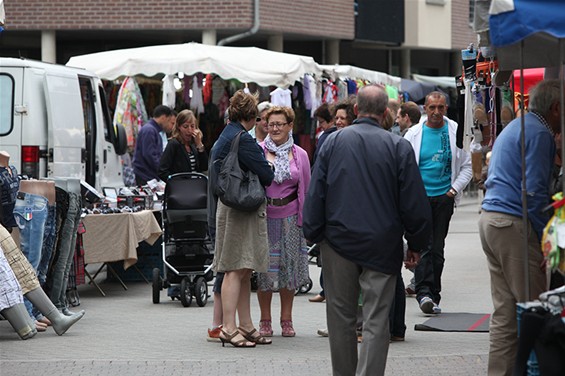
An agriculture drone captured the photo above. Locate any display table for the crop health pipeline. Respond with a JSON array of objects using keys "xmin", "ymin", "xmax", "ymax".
[{"xmin": 82, "ymin": 210, "xmax": 162, "ymax": 295}]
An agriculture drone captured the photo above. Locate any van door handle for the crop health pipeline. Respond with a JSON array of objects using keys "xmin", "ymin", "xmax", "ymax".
[{"xmin": 103, "ymin": 149, "xmax": 107, "ymax": 164}]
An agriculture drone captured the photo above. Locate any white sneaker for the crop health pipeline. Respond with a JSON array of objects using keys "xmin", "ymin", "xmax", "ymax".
[
  {"xmin": 432, "ymin": 303, "xmax": 442, "ymax": 314},
  {"xmin": 317, "ymin": 328, "xmax": 329, "ymax": 337},
  {"xmin": 419, "ymin": 297, "xmax": 434, "ymax": 314}
]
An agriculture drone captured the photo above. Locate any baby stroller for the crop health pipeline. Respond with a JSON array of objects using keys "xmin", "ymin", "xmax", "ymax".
[{"xmin": 152, "ymin": 172, "xmax": 214, "ymax": 307}]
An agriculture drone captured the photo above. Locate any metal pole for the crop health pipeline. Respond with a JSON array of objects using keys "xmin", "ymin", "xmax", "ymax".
[
  {"xmin": 519, "ymin": 40, "xmax": 530, "ymax": 301},
  {"xmin": 560, "ymin": 39, "xmax": 565, "ymax": 195}
]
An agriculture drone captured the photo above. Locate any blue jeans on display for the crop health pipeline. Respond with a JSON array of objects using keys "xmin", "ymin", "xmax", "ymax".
[
  {"xmin": 415, "ymin": 194, "xmax": 454, "ymax": 305},
  {"xmin": 14, "ymin": 192, "xmax": 49, "ymax": 319},
  {"xmin": 49, "ymin": 192, "xmax": 81, "ymax": 309},
  {"xmin": 37, "ymin": 205, "xmax": 57, "ymax": 286}
]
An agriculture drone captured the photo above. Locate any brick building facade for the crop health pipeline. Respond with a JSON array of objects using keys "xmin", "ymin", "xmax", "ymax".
[{"xmin": 1, "ymin": 0, "xmax": 476, "ymax": 78}]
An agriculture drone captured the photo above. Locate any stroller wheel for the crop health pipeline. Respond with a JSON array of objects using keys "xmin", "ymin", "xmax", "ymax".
[
  {"xmin": 152, "ymin": 268, "xmax": 161, "ymax": 304},
  {"xmin": 296, "ymin": 277, "xmax": 313, "ymax": 295},
  {"xmin": 180, "ymin": 278, "xmax": 192, "ymax": 307},
  {"xmin": 195, "ymin": 277, "xmax": 208, "ymax": 307}
]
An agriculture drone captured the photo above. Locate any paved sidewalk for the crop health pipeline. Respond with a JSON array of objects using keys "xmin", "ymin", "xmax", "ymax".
[{"xmin": 0, "ymin": 196, "xmax": 491, "ymax": 375}]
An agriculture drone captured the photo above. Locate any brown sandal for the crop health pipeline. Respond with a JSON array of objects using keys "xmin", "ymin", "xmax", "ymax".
[
  {"xmin": 219, "ymin": 329, "xmax": 256, "ymax": 348},
  {"xmin": 238, "ymin": 327, "xmax": 273, "ymax": 345}
]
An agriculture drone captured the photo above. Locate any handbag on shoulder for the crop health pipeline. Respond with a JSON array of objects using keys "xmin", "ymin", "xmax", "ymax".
[{"xmin": 215, "ymin": 131, "xmax": 265, "ymax": 212}]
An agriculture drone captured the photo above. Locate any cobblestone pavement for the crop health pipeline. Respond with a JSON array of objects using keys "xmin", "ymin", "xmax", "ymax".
[{"xmin": 0, "ymin": 196, "xmax": 490, "ymax": 375}]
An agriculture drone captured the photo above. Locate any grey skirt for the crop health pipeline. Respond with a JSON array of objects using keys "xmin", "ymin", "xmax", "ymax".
[{"xmin": 213, "ymin": 200, "xmax": 269, "ymax": 273}]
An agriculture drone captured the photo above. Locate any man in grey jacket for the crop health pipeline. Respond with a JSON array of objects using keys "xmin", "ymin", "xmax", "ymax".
[
  {"xmin": 303, "ymin": 85, "xmax": 432, "ymax": 376},
  {"xmin": 404, "ymin": 91, "xmax": 472, "ymax": 314}
]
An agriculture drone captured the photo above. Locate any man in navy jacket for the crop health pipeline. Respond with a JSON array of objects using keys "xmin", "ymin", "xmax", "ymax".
[
  {"xmin": 133, "ymin": 105, "xmax": 175, "ymax": 185},
  {"xmin": 303, "ymin": 85, "xmax": 432, "ymax": 376}
]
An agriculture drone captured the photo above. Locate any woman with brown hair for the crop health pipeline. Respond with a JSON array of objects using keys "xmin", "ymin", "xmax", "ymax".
[
  {"xmin": 333, "ymin": 97, "xmax": 356, "ymax": 129},
  {"xmin": 209, "ymin": 90, "xmax": 274, "ymax": 348},
  {"xmin": 158, "ymin": 109, "xmax": 208, "ymax": 181}
]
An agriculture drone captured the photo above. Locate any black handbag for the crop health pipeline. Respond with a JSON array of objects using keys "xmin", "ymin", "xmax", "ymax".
[{"xmin": 215, "ymin": 131, "xmax": 265, "ymax": 212}]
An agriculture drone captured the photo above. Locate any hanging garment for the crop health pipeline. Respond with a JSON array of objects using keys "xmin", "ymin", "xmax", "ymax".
[
  {"xmin": 303, "ymin": 74, "xmax": 313, "ymax": 110},
  {"xmin": 190, "ymin": 74, "xmax": 205, "ymax": 114},
  {"xmin": 385, "ymin": 85, "xmax": 399, "ymax": 100},
  {"xmin": 183, "ymin": 76, "xmax": 192, "ymax": 106},
  {"xmin": 14, "ymin": 191, "xmax": 48, "ymax": 318},
  {"xmin": 322, "ymin": 81, "xmax": 338, "ymax": 104},
  {"xmin": 161, "ymin": 74, "xmax": 176, "ymax": 108},
  {"xmin": 212, "ymin": 76, "xmax": 226, "ymax": 105},
  {"xmin": 37, "ymin": 204, "xmax": 56, "ymax": 286},
  {"xmin": 113, "ymin": 77, "xmax": 149, "ymax": 154},
  {"xmin": 337, "ymin": 80, "xmax": 348, "ymax": 100},
  {"xmin": 270, "ymin": 88, "xmax": 292, "ymax": 107},
  {"xmin": 0, "ymin": 245, "xmax": 24, "ymax": 311},
  {"xmin": 66, "ymin": 220, "xmax": 86, "ymax": 307},
  {"xmin": 462, "ymin": 80, "xmax": 474, "ymax": 152},
  {"xmin": 48, "ymin": 191, "xmax": 81, "ymax": 309},
  {"xmin": 346, "ymin": 79, "xmax": 358, "ymax": 95},
  {"xmin": 217, "ymin": 89, "xmax": 230, "ymax": 121},
  {"xmin": 0, "ymin": 165, "xmax": 19, "ymax": 228},
  {"xmin": 203, "ymin": 74, "xmax": 213, "ymax": 105}
]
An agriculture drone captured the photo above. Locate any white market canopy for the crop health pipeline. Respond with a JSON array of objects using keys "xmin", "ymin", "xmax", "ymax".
[
  {"xmin": 412, "ymin": 74, "xmax": 456, "ymax": 89},
  {"xmin": 320, "ymin": 64, "xmax": 401, "ymax": 89},
  {"xmin": 66, "ymin": 42, "xmax": 322, "ymax": 88}
]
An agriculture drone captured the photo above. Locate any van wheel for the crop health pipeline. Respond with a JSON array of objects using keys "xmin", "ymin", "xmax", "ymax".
[{"xmin": 114, "ymin": 123, "xmax": 128, "ymax": 155}]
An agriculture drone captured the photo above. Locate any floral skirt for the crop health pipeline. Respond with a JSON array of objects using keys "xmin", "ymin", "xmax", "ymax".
[{"xmin": 257, "ymin": 214, "xmax": 309, "ymax": 291}]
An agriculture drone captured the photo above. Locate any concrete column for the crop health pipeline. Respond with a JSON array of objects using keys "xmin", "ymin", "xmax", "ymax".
[
  {"xmin": 268, "ymin": 34, "xmax": 283, "ymax": 52},
  {"xmin": 202, "ymin": 29, "xmax": 217, "ymax": 45},
  {"xmin": 41, "ymin": 30, "xmax": 57, "ymax": 63},
  {"xmin": 401, "ymin": 49, "xmax": 411, "ymax": 78},
  {"xmin": 451, "ymin": 51, "xmax": 462, "ymax": 77},
  {"xmin": 326, "ymin": 39, "xmax": 339, "ymax": 65}
]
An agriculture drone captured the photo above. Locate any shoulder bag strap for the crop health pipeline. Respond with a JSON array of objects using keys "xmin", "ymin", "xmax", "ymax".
[{"xmin": 230, "ymin": 130, "xmax": 244, "ymax": 154}]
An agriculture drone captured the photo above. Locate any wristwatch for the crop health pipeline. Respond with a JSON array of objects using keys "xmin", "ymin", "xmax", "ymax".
[{"xmin": 448, "ymin": 188, "xmax": 458, "ymax": 196}]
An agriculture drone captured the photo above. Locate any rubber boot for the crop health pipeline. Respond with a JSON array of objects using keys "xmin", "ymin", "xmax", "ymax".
[
  {"xmin": 25, "ymin": 287, "xmax": 85, "ymax": 336},
  {"xmin": 1, "ymin": 303, "xmax": 37, "ymax": 340}
]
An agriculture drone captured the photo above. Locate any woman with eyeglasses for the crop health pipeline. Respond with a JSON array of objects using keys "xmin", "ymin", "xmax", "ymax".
[
  {"xmin": 158, "ymin": 109, "xmax": 208, "ymax": 181},
  {"xmin": 256, "ymin": 106, "xmax": 311, "ymax": 338}
]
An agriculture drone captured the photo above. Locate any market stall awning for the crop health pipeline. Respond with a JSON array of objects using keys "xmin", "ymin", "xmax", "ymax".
[
  {"xmin": 400, "ymin": 78, "xmax": 440, "ymax": 103},
  {"xmin": 489, "ymin": 0, "xmax": 565, "ymax": 70},
  {"xmin": 412, "ymin": 74, "xmax": 456, "ymax": 89},
  {"xmin": 320, "ymin": 64, "xmax": 401, "ymax": 89},
  {"xmin": 66, "ymin": 42, "xmax": 322, "ymax": 88}
]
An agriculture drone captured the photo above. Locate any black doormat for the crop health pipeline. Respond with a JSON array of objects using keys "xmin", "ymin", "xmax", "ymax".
[{"xmin": 414, "ymin": 312, "xmax": 491, "ymax": 332}]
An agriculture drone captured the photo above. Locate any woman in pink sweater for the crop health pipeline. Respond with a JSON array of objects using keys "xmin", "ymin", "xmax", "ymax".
[{"xmin": 257, "ymin": 106, "xmax": 311, "ymax": 337}]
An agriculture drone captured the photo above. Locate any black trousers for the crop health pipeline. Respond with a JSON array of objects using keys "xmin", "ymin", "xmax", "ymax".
[{"xmin": 415, "ymin": 194, "xmax": 454, "ymax": 304}]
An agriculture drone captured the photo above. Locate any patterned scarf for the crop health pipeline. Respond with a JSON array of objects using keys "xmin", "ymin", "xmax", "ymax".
[{"xmin": 264, "ymin": 134, "xmax": 294, "ymax": 184}]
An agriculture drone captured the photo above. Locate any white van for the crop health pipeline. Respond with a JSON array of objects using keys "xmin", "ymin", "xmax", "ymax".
[{"xmin": 0, "ymin": 58, "xmax": 127, "ymax": 191}]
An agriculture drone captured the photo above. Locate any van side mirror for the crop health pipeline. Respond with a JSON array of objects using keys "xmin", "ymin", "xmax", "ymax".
[{"xmin": 113, "ymin": 123, "xmax": 128, "ymax": 156}]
